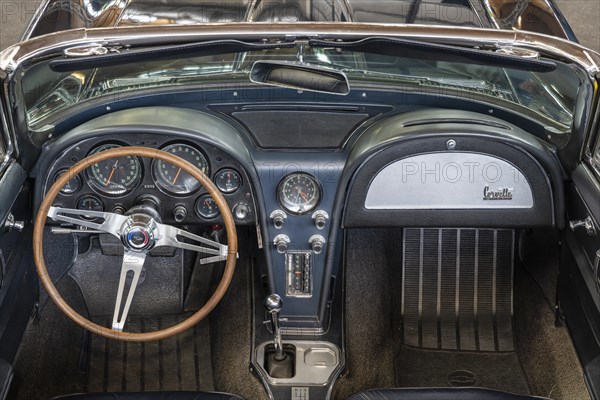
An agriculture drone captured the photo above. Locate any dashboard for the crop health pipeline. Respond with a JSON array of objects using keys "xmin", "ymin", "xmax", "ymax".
[
  {"xmin": 34, "ymin": 105, "xmax": 562, "ymax": 329},
  {"xmin": 43, "ymin": 135, "xmax": 256, "ymax": 226}
]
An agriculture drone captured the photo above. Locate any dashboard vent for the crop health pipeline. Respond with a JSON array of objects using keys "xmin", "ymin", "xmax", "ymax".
[{"xmin": 402, "ymin": 118, "xmax": 511, "ymax": 130}]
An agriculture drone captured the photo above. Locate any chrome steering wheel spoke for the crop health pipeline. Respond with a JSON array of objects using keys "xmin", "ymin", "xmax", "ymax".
[
  {"xmin": 48, "ymin": 206, "xmax": 129, "ymax": 238},
  {"xmin": 154, "ymin": 222, "xmax": 234, "ymax": 264},
  {"xmin": 112, "ymin": 250, "xmax": 147, "ymax": 331}
]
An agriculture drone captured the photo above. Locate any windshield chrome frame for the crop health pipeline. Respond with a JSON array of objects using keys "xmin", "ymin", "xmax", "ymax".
[
  {"xmin": 1, "ymin": 23, "xmax": 599, "ymax": 157},
  {"xmin": 3, "ymin": 24, "xmax": 600, "ymax": 74},
  {"xmin": 0, "ymin": 68, "xmax": 16, "ymax": 176}
]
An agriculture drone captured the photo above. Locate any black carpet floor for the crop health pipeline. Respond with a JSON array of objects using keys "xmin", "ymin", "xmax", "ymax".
[
  {"xmin": 210, "ymin": 257, "xmax": 267, "ymax": 400},
  {"xmin": 10, "ymin": 228, "xmax": 590, "ymax": 400},
  {"xmin": 335, "ymin": 228, "xmax": 590, "ymax": 400},
  {"xmin": 8, "ymin": 277, "xmax": 87, "ymax": 400},
  {"xmin": 86, "ymin": 316, "xmax": 214, "ymax": 392}
]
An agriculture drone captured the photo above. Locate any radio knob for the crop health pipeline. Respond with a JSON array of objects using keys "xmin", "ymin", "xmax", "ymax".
[
  {"xmin": 309, "ymin": 235, "xmax": 326, "ymax": 254},
  {"xmin": 274, "ymin": 234, "xmax": 291, "ymax": 254}
]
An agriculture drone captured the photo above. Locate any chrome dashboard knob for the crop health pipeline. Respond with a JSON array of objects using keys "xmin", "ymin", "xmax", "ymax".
[
  {"xmin": 274, "ymin": 234, "xmax": 290, "ymax": 254},
  {"xmin": 312, "ymin": 210, "xmax": 329, "ymax": 230},
  {"xmin": 309, "ymin": 235, "xmax": 326, "ymax": 254},
  {"xmin": 173, "ymin": 205, "xmax": 187, "ymax": 223},
  {"xmin": 270, "ymin": 210, "xmax": 287, "ymax": 229},
  {"xmin": 233, "ymin": 203, "xmax": 250, "ymax": 220}
]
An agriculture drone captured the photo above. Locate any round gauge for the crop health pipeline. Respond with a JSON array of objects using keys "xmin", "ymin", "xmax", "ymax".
[
  {"xmin": 53, "ymin": 169, "xmax": 82, "ymax": 195},
  {"xmin": 277, "ymin": 173, "xmax": 321, "ymax": 215},
  {"xmin": 215, "ymin": 168, "xmax": 241, "ymax": 194},
  {"xmin": 195, "ymin": 195, "xmax": 220, "ymax": 219},
  {"xmin": 86, "ymin": 144, "xmax": 142, "ymax": 196},
  {"xmin": 153, "ymin": 143, "xmax": 210, "ymax": 195},
  {"xmin": 76, "ymin": 195, "xmax": 104, "ymax": 220}
]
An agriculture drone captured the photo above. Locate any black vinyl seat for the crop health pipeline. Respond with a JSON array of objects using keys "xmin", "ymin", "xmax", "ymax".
[
  {"xmin": 51, "ymin": 392, "xmax": 245, "ymax": 400},
  {"xmin": 347, "ymin": 388, "xmax": 549, "ymax": 400}
]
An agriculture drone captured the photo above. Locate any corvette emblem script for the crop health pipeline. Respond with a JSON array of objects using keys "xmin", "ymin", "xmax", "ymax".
[{"xmin": 483, "ymin": 186, "xmax": 513, "ymax": 200}]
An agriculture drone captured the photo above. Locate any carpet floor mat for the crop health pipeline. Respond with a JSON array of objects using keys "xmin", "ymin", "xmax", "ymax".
[
  {"xmin": 394, "ymin": 346, "xmax": 530, "ymax": 393},
  {"xmin": 87, "ymin": 315, "xmax": 213, "ymax": 392},
  {"xmin": 402, "ymin": 228, "xmax": 515, "ymax": 352}
]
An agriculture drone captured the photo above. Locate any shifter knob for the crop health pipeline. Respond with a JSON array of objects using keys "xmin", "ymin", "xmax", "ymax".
[
  {"xmin": 265, "ymin": 293, "xmax": 283, "ymax": 314},
  {"xmin": 264, "ymin": 293, "xmax": 284, "ymax": 358}
]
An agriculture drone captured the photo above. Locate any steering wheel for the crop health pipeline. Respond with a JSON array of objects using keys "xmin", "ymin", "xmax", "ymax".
[{"xmin": 33, "ymin": 146, "xmax": 238, "ymax": 342}]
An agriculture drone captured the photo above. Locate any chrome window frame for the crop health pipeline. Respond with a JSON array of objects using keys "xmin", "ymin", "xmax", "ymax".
[
  {"xmin": 585, "ymin": 77, "xmax": 600, "ymax": 178},
  {"xmin": 590, "ymin": 113, "xmax": 600, "ymax": 177},
  {"xmin": 0, "ymin": 85, "xmax": 15, "ymax": 178}
]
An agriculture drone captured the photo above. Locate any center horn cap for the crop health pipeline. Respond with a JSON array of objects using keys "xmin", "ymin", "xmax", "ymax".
[{"xmin": 122, "ymin": 215, "xmax": 157, "ymax": 251}]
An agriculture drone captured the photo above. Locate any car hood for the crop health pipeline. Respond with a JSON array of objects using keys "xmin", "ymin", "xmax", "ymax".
[{"xmin": 24, "ymin": 0, "xmax": 574, "ymax": 42}]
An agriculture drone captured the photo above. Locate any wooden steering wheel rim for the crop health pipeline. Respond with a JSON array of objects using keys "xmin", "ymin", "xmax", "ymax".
[{"xmin": 33, "ymin": 146, "xmax": 238, "ymax": 342}]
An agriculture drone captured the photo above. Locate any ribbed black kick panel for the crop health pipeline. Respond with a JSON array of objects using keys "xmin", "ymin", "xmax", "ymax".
[
  {"xmin": 87, "ymin": 315, "xmax": 213, "ymax": 392},
  {"xmin": 402, "ymin": 228, "xmax": 515, "ymax": 352},
  {"xmin": 394, "ymin": 346, "xmax": 529, "ymax": 392}
]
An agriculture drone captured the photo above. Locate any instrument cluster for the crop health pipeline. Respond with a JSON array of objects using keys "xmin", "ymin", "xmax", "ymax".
[{"xmin": 45, "ymin": 138, "xmax": 255, "ymax": 225}]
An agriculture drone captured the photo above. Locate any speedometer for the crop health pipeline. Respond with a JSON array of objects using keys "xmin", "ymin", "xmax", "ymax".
[
  {"xmin": 277, "ymin": 173, "xmax": 321, "ymax": 215},
  {"xmin": 153, "ymin": 143, "xmax": 209, "ymax": 195},
  {"xmin": 86, "ymin": 144, "xmax": 142, "ymax": 196}
]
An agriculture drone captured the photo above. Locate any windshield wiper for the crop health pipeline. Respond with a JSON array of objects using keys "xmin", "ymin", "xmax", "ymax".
[
  {"xmin": 309, "ymin": 37, "xmax": 556, "ymax": 73},
  {"xmin": 50, "ymin": 40, "xmax": 296, "ymax": 72}
]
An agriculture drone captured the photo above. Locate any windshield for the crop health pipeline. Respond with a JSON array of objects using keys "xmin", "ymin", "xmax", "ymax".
[{"xmin": 21, "ymin": 45, "xmax": 581, "ymax": 131}]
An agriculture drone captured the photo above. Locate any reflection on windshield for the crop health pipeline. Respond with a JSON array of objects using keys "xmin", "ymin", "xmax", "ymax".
[{"xmin": 23, "ymin": 47, "xmax": 579, "ymax": 130}]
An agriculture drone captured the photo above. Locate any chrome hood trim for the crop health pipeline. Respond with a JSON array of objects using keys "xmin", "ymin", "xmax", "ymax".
[{"xmin": 2, "ymin": 23, "xmax": 599, "ymax": 75}]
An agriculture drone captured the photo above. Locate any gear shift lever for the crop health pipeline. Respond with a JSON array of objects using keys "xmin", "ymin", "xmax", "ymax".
[
  {"xmin": 264, "ymin": 293, "xmax": 294, "ymax": 378},
  {"xmin": 264, "ymin": 293, "xmax": 284, "ymax": 360}
]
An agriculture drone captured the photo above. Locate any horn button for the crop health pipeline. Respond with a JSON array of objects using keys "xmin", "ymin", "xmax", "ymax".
[{"xmin": 121, "ymin": 214, "xmax": 158, "ymax": 252}]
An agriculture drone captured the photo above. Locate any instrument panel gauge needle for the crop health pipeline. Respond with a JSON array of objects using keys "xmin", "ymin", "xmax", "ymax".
[
  {"xmin": 105, "ymin": 160, "xmax": 119, "ymax": 187},
  {"xmin": 172, "ymin": 167, "xmax": 182, "ymax": 185}
]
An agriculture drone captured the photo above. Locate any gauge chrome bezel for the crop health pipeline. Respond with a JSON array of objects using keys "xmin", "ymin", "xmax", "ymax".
[
  {"xmin": 53, "ymin": 168, "xmax": 82, "ymax": 195},
  {"xmin": 85, "ymin": 143, "xmax": 143, "ymax": 197},
  {"xmin": 151, "ymin": 142, "xmax": 210, "ymax": 196},
  {"xmin": 76, "ymin": 194, "xmax": 104, "ymax": 220},
  {"xmin": 195, "ymin": 194, "xmax": 221, "ymax": 219},
  {"xmin": 277, "ymin": 172, "xmax": 322, "ymax": 215},
  {"xmin": 215, "ymin": 168, "xmax": 242, "ymax": 194}
]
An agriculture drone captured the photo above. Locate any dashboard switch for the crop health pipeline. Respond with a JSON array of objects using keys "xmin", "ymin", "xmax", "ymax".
[
  {"xmin": 312, "ymin": 210, "xmax": 329, "ymax": 230},
  {"xmin": 173, "ymin": 205, "xmax": 187, "ymax": 223},
  {"xmin": 233, "ymin": 203, "xmax": 250, "ymax": 220},
  {"xmin": 112, "ymin": 205, "xmax": 126, "ymax": 215},
  {"xmin": 270, "ymin": 210, "xmax": 287, "ymax": 229},
  {"xmin": 274, "ymin": 234, "xmax": 290, "ymax": 254},
  {"xmin": 309, "ymin": 235, "xmax": 326, "ymax": 254}
]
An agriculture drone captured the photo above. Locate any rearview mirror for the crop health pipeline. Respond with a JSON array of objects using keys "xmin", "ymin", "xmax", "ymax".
[{"xmin": 249, "ymin": 61, "xmax": 350, "ymax": 95}]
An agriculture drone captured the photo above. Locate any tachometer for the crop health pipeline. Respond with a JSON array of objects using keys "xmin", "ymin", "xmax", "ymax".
[
  {"xmin": 277, "ymin": 173, "xmax": 321, "ymax": 215},
  {"xmin": 153, "ymin": 143, "xmax": 209, "ymax": 195},
  {"xmin": 86, "ymin": 144, "xmax": 142, "ymax": 196}
]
